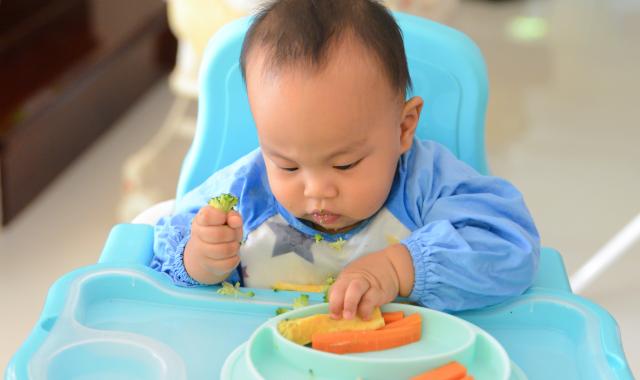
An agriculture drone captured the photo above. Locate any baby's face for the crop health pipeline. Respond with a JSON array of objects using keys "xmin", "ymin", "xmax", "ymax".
[{"xmin": 246, "ymin": 39, "xmax": 418, "ymax": 233}]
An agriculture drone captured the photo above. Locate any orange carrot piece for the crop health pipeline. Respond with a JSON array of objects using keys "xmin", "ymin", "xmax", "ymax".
[
  {"xmin": 381, "ymin": 313, "xmax": 422, "ymax": 330},
  {"xmin": 410, "ymin": 361, "xmax": 467, "ymax": 380},
  {"xmin": 312, "ymin": 314, "xmax": 422, "ymax": 354},
  {"xmin": 460, "ymin": 376, "xmax": 473, "ymax": 380},
  {"xmin": 382, "ymin": 311, "xmax": 405, "ymax": 324}
]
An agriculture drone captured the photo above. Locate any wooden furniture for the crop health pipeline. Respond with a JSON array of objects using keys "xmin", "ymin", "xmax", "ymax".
[{"xmin": 0, "ymin": 0, "xmax": 176, "ymax": 225}]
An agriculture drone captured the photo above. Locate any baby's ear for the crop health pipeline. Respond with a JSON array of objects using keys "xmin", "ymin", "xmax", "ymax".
[{"xmin": 399, "ymin": 96, "xmax": 423, "ymax": 153}]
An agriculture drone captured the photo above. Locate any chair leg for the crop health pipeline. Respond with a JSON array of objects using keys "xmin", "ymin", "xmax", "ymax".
[{"xmin": 570, "ymin": 213, "xmax": 640, "ymax": 293}]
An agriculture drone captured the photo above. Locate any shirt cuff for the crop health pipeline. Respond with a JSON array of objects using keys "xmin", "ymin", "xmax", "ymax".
[
  {"xmin": 401, "ymin": 232, "xmax": 445, "ymax": 310},
  {"xmin": 171, "ymin": 234, "xmax": 203, "ymax": 287}
]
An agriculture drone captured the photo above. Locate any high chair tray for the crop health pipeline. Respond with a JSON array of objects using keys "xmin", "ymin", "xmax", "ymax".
[{"xmin": 7, "ymin": 265, "xmax": 631, "ymax": 379}]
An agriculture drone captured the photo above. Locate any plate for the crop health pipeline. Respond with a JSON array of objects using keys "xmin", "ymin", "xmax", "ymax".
[{"xmin": 221, "ymin": 303, "xmax": 519, "ymax": 380}]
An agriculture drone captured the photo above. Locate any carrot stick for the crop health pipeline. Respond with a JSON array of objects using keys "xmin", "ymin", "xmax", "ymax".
[
  {"xmin": 381, "ymin": 313, "xmax": 422, "ymax": 330},
  {"xmin": 410, "ymin": 361, "xmax": 467, "ymax": 380},
  {"xmin": 460, "ymin": 376, "xmax": 474, "ymax": 380},
  {"xmin": 382, "ymin": 311, "xmax": 405, "ymax": 324},
  {"xmin": 312, "ymin": 314, "xmax": 422, "ymax": 354}
]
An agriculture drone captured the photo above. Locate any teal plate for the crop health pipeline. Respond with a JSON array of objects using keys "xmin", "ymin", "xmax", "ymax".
[{"xmin": 221, "ymin": 303, "xmax": 518, "ymax": 380}]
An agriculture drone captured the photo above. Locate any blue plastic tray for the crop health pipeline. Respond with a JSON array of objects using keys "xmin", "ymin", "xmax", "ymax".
[{"xmin": 6, "ymin": 225, "xmax": 633, "ymax": 379}]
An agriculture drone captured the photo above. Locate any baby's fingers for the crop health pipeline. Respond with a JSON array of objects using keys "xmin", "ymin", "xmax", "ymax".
[
  {"xmin": 203, "ymin": 251, "xmax": 240, "ymax": 275},
  {"xmin": 357, "ymin": 291, "xmax": 381, "ymax": 321},
  {"xmin": 197, "ymin": 206, "xmax": 227, "ymax": 226},
  {"xmin": 341, "ymin": 278, "xmax": 370, "ymax": 320},
  {"xmin": 328, "ymin": 280, "xmax": 348, "ymax": 319},
  {"xmin": 198, "ymin": 225, "xmax": 238, "ymax": 244},
  {"xmin": 226, "ymin": 210, "xmax": 243, "ymax": 229}
]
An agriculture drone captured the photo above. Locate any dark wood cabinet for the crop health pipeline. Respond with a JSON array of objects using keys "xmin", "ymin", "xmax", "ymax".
[{"xmin": 0, "ymin": 0, "xmax": 177, "ymax": 225}]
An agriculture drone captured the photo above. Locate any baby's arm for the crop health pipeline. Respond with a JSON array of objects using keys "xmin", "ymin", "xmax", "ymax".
[
  {"xmin": 328, "ymin": 243, "xmax": 414, "ymax": 320},
  {"xmin": 151, "ymin": 207, "xmax": 242, "ymax": 287},
  {"xmin": 329, "ymin": 141, "xmax": 539, "ymax": 317},
  {"xmin": 401, "ymin": 146, "xmax": 540, "ymax": 312},
  {"xmin": 151, "ymin": 149, "xmax": 271, "ymax": 286},
  {"xmin": 150, "ymin": 153, "xmax": 261, "ymax": 286},
  {"xmin": 183, "ymin": 206, "xmax": 243, "ymax": 284}
]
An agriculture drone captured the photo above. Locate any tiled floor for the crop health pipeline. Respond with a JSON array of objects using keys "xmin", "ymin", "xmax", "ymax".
[{"xmin": 1, "ymin": 0, "xmax": 638, "ymax": 376}]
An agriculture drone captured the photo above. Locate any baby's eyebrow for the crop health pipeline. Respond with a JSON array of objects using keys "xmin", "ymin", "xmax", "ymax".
[
  {"xmin": 264, "ymin": 139, "xmax": 367, "ymax": 162},
  {"xmin": 265, "ymin": 149, "xmax": 294, "ymax": 162},
  {"xmin": 325, "ymin": 139, "xmax": 367, "ymax": 159}
]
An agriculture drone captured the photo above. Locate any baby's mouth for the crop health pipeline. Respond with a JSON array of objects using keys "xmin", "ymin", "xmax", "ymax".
[{"xmin": 310, "ymin": 210, "xmax": 341, "ymax": 225}]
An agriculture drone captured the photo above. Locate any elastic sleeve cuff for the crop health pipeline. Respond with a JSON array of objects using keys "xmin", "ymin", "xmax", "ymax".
[
  {"xmin": 401, "ymin": 234, "xmax": 441, "ymax": 309},
  {"xmin": 170, "ymin": 233, "xmax": 204, "ymax": 287}
]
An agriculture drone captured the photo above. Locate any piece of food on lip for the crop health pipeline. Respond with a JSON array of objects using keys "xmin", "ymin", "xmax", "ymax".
[
  {"xmin": 278, "ymin": 307, "xmax": 384, "ymax": 346},
  {"xmin": 311, "ymin": 313, "xmax": 422, "ymax": 354},
  {"xmin": 272, "ymin": 281, "xmax": 327, "ymax": 293}
]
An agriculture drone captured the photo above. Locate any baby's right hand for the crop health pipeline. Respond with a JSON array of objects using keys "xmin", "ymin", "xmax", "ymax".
[{"xmin": 184, "ymin": 206, "xmax": 244, "ymax": 282}]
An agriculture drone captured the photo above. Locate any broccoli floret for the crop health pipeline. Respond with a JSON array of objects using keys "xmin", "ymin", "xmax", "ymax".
[
  {"xmin": 314, "ymin": 234, "xmax": 323, "ymax": 243},
  {"xmin": 275, "ymin": 307, "xmax": 292, "ymax": 315},
  {"xmin": 328, "ymin": 237, "xmax": 346, "ymax": 251},
  {"xmin": 217, "ymin": 281, "xmax": 255, "ymax": 298},
  {"xmin": 293, "ymin": 294, "xmax": 310, "ymax": 309},
  {"xmin": 208, "ymin": 193, "xmax": 239, "ymax": 212},
  {"xmin": 275, "ymin": 294, "xmax": 309, "ymax": 316},
  {"xmin": 323, "ymin": 275, "xmax": 336, "ymax": 302}
]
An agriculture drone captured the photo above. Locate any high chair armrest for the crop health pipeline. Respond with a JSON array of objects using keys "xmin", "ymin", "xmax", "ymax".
[
  {"xmin": 531, "ymin": 247, "xmax": 572, "ymax": 292},
  {"xmin": 99, "ymin": 224, "xmax": 155, "ymax": 265},
  {"xmin": 99, "ymin": 200, "xmax": 176, "ymax": 265}
]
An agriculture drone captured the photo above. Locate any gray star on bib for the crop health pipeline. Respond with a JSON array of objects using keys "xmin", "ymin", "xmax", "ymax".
[{"xmin": 267, "ymin": 221, "xmax": 315, "ymax": 263}]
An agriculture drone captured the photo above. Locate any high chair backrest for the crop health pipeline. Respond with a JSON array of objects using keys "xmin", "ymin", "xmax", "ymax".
[{"xmin": 176, "ymin": 12, "xmax": 489, "ymax": 199}]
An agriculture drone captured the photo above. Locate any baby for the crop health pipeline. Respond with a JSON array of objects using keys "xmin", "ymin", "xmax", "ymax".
[{"xmin": 151, "ymin": 0, "xmax": 540, "ymax": 320}]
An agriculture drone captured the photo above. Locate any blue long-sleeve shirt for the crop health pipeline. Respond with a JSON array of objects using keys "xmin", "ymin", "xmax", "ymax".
[{"xmin": 151, "ymin": 139, "xmax": 540, "ymax": 312}]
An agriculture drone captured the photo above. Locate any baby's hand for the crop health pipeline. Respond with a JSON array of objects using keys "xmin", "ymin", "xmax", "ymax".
[
  {"xmin": 184, "ymin": 206, "xmax": 244, "ymax": 283},
  {"xmin": 328, "ymin": 249, "xmax": 402, "ymax": 320}
]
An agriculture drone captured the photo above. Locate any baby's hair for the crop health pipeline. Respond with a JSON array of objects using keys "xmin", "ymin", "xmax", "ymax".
[{"xmin": 240, "ymin": 0, "xmax": 412, "ymax": 97}]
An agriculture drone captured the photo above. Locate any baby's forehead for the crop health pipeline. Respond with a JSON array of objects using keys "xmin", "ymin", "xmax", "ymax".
[{"xmin": 247, "ymin": 35, "xmax": 397, "ymax": 93}]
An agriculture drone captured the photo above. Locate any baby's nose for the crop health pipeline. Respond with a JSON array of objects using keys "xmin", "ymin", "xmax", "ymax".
[{"xmin": 303, "ymin": 175, "xmax": 338, "ymax": 199}]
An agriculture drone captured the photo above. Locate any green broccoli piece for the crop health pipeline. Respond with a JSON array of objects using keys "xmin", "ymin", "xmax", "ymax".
[
  {"xmin": 314, "ymin": 234, "xmax": 323, "ymax": 243},
  {"xmin": 275, "ymin": 294, "xmax": 309, "ymax": 316},
  {"xmin": 275, "ymin": 307, "xmax": 292, "ymax": 315},
  {"xmin": 328, "ymin": 237, "xmax": 346, "ymax": 251},
  {"xmin": 208, "ymin": 193, "xmax": 239, "ymax": 212},
  {"xmin": 217, "ymin": 281, "xmax": 255, "ymax": 298},
  {"xmin": 323, "ymin": 275, "xmax": 336, "ymax": 302},
  {"xmin": 292, "ymin": 294, "xmax": 310, "ymax": 309}
]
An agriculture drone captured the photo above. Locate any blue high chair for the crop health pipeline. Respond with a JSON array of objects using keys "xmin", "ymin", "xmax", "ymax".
[{"xmin": 7, "ymin": 12, "xmax": 633, "ymax": 380}]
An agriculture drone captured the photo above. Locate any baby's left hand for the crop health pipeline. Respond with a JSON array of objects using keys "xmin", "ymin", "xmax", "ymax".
[{"xmin": 328, "ymin": 245, "xmax": 412, "ymax": 320}]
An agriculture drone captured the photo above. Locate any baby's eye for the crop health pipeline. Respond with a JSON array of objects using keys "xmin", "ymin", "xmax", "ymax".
[
  {"xmin": 280, "ymin": 166, "xmax": 299, "ymax": 172},
  {"xmin": 333, "ymin": 159, "xmax": 361, "ymax": 171}
]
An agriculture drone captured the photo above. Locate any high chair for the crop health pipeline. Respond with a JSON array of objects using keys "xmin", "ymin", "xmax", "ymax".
[{"xmin": 7, "ymin": 12, "xmax": 633, "ymax": 380}]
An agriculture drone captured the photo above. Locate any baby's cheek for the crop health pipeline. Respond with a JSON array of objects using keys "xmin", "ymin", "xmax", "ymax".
[
  {"xmin": 270, "ymin": 177, "xmax": 302, "ymax": 213},
  {"xmin": 354, "ymin": 171, "xmax": 394, "ymax": 217}
]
